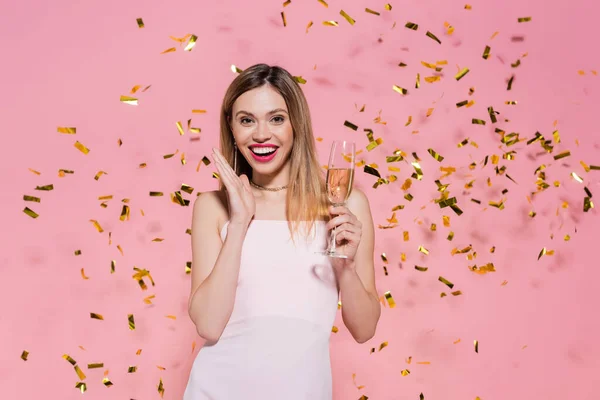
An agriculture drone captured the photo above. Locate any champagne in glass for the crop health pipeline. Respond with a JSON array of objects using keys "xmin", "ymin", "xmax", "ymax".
[{"xmin": 317, "ymin": 140, "xmax": 355, "ymax": 258}]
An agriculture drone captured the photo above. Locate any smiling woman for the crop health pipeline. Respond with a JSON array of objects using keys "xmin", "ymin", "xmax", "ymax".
[{"xmin": 184, "ymin": 64, "xmax": 380, "ymax": 400}]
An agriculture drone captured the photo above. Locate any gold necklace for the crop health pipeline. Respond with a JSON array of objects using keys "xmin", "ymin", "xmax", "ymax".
[{"xmin": 249, "ymin": 180, "xmax": 289, "ymax": 192}]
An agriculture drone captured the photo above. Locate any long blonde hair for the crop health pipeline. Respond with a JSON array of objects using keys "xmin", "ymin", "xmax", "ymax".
[{"xmin": 219, "ymin": 63, "xmax": 329, "ymax": 241}]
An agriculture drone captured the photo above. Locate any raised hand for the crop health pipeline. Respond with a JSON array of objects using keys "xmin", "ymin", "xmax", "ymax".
[{"xmin": 211, "ymin": 147, "xmax": 255, "ymax": 227}]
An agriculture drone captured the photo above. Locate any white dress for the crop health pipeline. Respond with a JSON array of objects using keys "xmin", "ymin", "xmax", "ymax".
[{"xmin": 183, "ymin": 220, "xmax": 339, "ymax": 400}]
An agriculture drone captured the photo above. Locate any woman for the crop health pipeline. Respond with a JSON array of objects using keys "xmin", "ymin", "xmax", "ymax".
[{"xmin": 184, "ymin": 64, "xmax": 380, "ymax": 399}]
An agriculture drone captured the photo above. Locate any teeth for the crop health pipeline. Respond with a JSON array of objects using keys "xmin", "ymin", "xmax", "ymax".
[{"xmin": 251, "ymin": 147, "xmax": 277, "ymax": 155}]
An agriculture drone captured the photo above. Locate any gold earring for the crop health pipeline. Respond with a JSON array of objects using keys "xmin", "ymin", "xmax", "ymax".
[{"xmin": 233, "ymin": 142, "xmax": 238, "ymax": 173}]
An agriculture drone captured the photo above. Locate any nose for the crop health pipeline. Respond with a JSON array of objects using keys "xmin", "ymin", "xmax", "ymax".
[{"xmin": 252, "ymin": 120, "xmax": 272, "ymax": 142}]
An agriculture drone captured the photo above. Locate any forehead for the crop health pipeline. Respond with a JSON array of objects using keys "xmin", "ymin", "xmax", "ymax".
[{"xmin": 232, "ymin": 85, "xmax": 288, "ymax": 114}]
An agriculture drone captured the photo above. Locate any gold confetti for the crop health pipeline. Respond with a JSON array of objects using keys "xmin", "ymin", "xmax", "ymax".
[
  {"xmin": 318, "ymin": 0, "xmax": 328, "ymax": 7},
  {"xmin": 518, "ymin": 16, "xmax": 532, "ymax": 22},
  {"xmin": 283, "ymin": 0, "xmax": 291, "ymax": 6},
  {"xmin": 120, "ymin": 95, "xmax": 138, "ymax": 105},
  {"xmin": 472, "ymin": 118, "xmax": 486, "ymax": 125},
  {"xmin": 365, "ymin": 8, "xmax": 380, "ymax": 15},
  {"xmin": 322, "ymin": 20, "xmax": 338, "ymax": 26},
  {"xmin": 415, "ymin": 265, "xmax": 428, "ymax": 272},
  {"xmin": 340, "ymin": 10, "xmax": 355, "ymax": 25},
  {"xmin": 384, "ymin": 3, "xmax": 392, "ymax": 10},
  {"xmin": 57, "ymin": 126, "xmax": 76, "ymax": 134},
  {"xmin": 379, "ymin": 341, "xmax": 388, "ymax": 351},
  {"xmin": 281, "ymin": 12, "xmax": 287, "ymax": 27},
  {"xmin": 571, "ymin": 172, "xmax": 584, "ymax": 183},
  {"xmin": 21, "ymin": 350, "xmax": 29, "ymax": 361},
  {"xmin": 384, "ymin": 291, "xmax": 396, "ymax": 308},
  {"xmin": 136, "ymin": 18, "xmax": 144, "ymax": 28},
  {"xmin": 344, "ymin": 120, "xmax": 358, "ymax": 131},
  {"xmin": 418, "ymin": 246, "xmax": 429, "ymax": 255},
  {"xmin": 293, "ymin": 76, "xmax": 306, "ymax": 84},
  {"xmin": 427, "ymin": 148, "xmax": 444, "ymax": 162},
  {"xmin": 438, "ymin": 276, "xmax": 454, "ymax": 288},
  {"xmin": 128, "ymin": 365, "xmax": 138, "ymax": 373},
  {"xmin": 474, "ymin": 340, "xmax": 479, "ymax": 353},
  {"xmin": 482, "ymin": 45, "xmax": 491, "ymax": 59},
  {"xmin": 426, "ymin": 31, "xmax": 441, "ymax": 44},
  {"xmin": 405, "ymin": 22, "xmax": 418, "ymax": 30},
  {"xmin": 89, "ymin": 313, "xmax": 104, "ymax": 322},
  {"xmin": 470, "ymin": 263, "xmax": 496, "ymax": 274},
  {"xmin": 128, "ymin": 314, "xmax": 135, "ymax": 330},
  {"xmin": 464, "ymin": 4, "xmax": 472, "ymax": 9},
  {"xmin": 332, "ymin": 326, "xmax": 338, "ymax": 333},
  {"xmin": 455, "ymin": 67, "xmax": 470, "ymax": 80},
  {"xmin": 553, "ymin": 150, "xmax": 571, "ymax": 160},
  {"xmin": 306, "ymin": 21, "xmax": 313, "ymax": 33},
  {"xmin": 401, "ymin": 369, "xmax": 410, "ymax": 376},
  {"xmin": 73, "ymin": 141, "xmax": 90, "ymax": 154},
  {"xmin": 157, "ymin": 377, "xmax": 165, "ymax": 398},
  {"xmin": 88, "ymin": 363, "xmax": 104, "ymax": 369},
  {"xmin": 393, "ymin": 85, "xmax": 408, "ymax": 95},
  {"xmin": 184, "ymin": 34, "xmax": 198, "ymax": 51}
]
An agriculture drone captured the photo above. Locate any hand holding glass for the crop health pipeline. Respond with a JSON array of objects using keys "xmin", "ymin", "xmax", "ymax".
[{"xmin": 317, "ymin": 140, "xmax": 355, "ymax": 258}]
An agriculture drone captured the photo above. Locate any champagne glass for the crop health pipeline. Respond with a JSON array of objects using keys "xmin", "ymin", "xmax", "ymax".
[{"xmin": 317, "ymin": 140, "xmax": 355, "ymax": 258}]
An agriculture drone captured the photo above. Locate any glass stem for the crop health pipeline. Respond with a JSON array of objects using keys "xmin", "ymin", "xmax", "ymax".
[{"xmin": 330, "ymin": 224, "xmax": 337, "ymax": 252}]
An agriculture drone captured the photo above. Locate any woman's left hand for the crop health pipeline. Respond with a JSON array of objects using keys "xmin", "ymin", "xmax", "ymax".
[{"xmin": 325, "ymin": 204, "xmax": 363, "ymax": 265}]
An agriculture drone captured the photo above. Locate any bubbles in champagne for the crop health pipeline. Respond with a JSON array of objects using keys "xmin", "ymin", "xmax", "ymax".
[{"xmin": 326, "ymin": 168, "xmax": 354, "ymax": 204}]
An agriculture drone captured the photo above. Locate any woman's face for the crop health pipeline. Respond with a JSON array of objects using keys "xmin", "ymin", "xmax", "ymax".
[{"xmin": 230, "ymin": 85, "xmax": 294, "ymax": 177}]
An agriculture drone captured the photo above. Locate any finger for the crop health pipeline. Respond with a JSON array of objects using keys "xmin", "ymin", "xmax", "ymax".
[
  {"xmin": 336, "ymin": 222, "xmax": 359, "ymax": 234},
  {"xmin": 326, "ymin": 214, "xmax": 352, "ymax": 230},
  {"xmin": 213, "ymin": 152, "xmax": 240, "ymax": 192},
  {"xmin": 213, "ymin": 149, "xmax": 241, "ymax": 190},
  {"xmin": 329, "ymin": 205, "xmax": 350, "ymax": 215}
]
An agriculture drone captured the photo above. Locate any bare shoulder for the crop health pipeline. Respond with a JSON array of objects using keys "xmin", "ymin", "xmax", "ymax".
[
  {"xmin": 347, "ymin": 186, "xmax": 371, "ymax": 216},
  {"xmin": 193, "ymin": 190, "xmax": 229, "ymax": 234}
]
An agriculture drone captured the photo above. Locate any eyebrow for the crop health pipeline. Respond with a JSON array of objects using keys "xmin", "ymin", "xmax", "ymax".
[{"xmin": 234, "ymin": 108, "xmax": 288, "ymax": 118}]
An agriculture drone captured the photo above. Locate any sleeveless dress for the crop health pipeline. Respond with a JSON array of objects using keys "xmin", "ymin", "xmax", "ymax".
[{"xmin": 183, "ymin": 219, "xmax": 340, "ymax": 400}]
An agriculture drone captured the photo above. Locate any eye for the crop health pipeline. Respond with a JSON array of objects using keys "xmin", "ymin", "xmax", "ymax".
[
  {"xmin": 271, "ymin": 115, "xmax": 285, "ymax": 124},
  {"xmin": 240, "ymin": 117, "xmax": 253, "ymax": 125}
]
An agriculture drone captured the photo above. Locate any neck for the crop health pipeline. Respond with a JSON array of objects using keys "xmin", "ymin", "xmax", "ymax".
[{"xmin": 251, "ymin": 168, "xmax": 290, "ymax": 189}]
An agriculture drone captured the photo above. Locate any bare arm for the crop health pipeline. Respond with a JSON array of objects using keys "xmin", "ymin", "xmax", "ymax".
[
  {"xmin": 328, "ymin": 187, "xmax": 380, "ymax": 343},
  {"xmin": 187, "ymin": 193, "xmax": 248, "ymax": 343},
  {"xmin": 188, "ymin": 148, "xmax": 255, "ymax": 343}
]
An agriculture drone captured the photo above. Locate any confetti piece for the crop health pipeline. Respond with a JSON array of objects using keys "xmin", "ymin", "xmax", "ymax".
[
  {"xmin": 293, "ymin": 76, "xmax": 307, "ymax": 84},
  {"xmin": 415, "ymin": 265, "xmax": 428, "ymax": 272},
  {"xmin": 331, "ymin": 326, "xmax": 338, "ymax": 333},
  {"xmin": 281, "ymin": 12, "xmax": 287, "ymax": 27},
  {"xmin": 365, "ymin": 8, "xmax": 380, "ymax": 15},
  {"xmin": 384, "ymin": 291, "xmax": 396, "ymax": 308},
  {"xmin": 120, "ymin": 95, "xmax": 138, "ymax": 105},
  {"xmin": 340, "ymin": 10, "xmax": 355, "ymax": 25},
  {"xmin": 385, "ymin": 3, "xmax": 392, "ymax": 10},
  {"xmin": 465, "ymin": 4, "xmax": 472, "ymax": 9},
  {"xmin": 318, "ymin": 0, "xmax": 328, "ymax": 7},
  {"xmin": 90, "ymin": 313, "xmax": 104, "ymax": 320},
  {"xmin": 322, "ymin": 20, "xmax": 338, "ymax": 26},
  {"xmin": 470, "ymin": 263, "xmax": 496, "ymax": 274},
  {"xmin": 393, "ymin": 85, "xmax": 408, "ymax": 95},
  {"xmin": 427, "ymin": 148, "xmax": 444, "ymax": 162},
  {"xmin": 283, "ymin": 0, "xmax": 291, "ymax": 5},
  {"xmin": 426, "ymin": 31, "xmax": 441, "ymax": 44},
  {"xmin": 306, "ymin": 21, "xmax": 313, "ymax": 33},
  {"xmin": 472, "ymin": 118, "xmax": 486, "ymax": 125},
  {"xmin": 128, "ymin": 314, "xmax": 135, "ymax": 330},
  {"xmin": 474, "ymin": 340, "xmax": 479, "ymax": 353},
  {"xmin": 21, "ymin": 350, "xmax": 29, "ymax": 361},
  {"xmin": 345, "ymin": 121, "xmax": 358, "ymax": 133},
  {"xmin": 161, "ymin": 47, "xmax": 176, "ymax": 54},
  {"xmin": 57, "ymin": 126, "xmax": 76, "ymax": 134},
  {"xmin": 157, "ymin": 378, "xmax": 165, "ymax": 398},
  {"xmin": 128, "ymin": 365, "xmax": 138, "ymax": 373},
  {"xmin": 507, "ymin": 75, "xmax": 515, "ymax": 90},
  {"xmin": 230, "ymin": 64, "xmax": 243, "ymax": 73},
  {"xmin": 136, "ymin": 18, "xmax": 144, "ymax": 28},
  {"xmin": 184, "ymin": 34, "xmax": 198, "ymax": 51},
  {"xmin": 438, "ymin": 276, "xmax": 454, "ymax": 288},
  {"xmin": 482, "ymin": 45, "xmax": 491, "ymax": 59},
  {"xmin": 401, "ymin": 369, "xmax": 410, "ymax": 376},
  {"xmin": 518, "ymin": 16, "xmax": 532, "ymax": 22},
  {"xmin": 405, "ymin": 22, "xmax": 418, "ymax": 30},
  {"xmin": 553, "ymin": 150, "xmax": 571, "ymax": 160},
  {"xmin": 455, "ymin": 67, "xmax": 469, "ymax": 80}
]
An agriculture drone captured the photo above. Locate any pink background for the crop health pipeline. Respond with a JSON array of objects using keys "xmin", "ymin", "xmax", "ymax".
[{"xmin": 1, "ymin": 0, "xmax": 599, "ymax": 399}]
